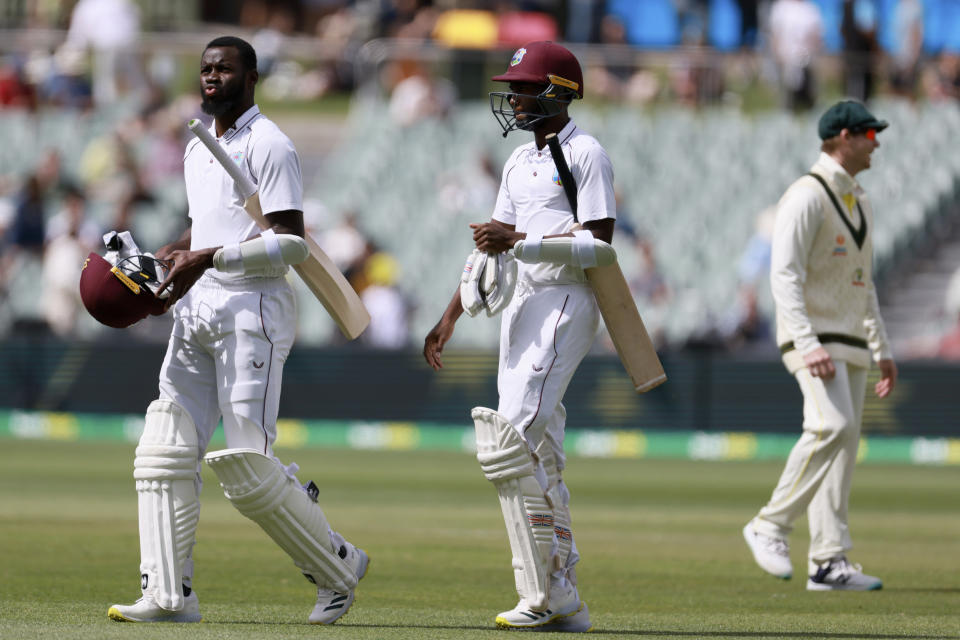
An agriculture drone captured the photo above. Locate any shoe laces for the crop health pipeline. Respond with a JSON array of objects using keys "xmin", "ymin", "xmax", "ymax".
[
  {"xmin": 760, "ymin": 533, "xmax": 789, "ymax": 556},
  {"xmin": 830, "ymin": 557, "xmax": 863, "ymax": 576}
]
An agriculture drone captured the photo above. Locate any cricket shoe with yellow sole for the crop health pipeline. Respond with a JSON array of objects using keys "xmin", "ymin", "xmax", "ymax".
[
  {"xmin": 495, "ymin": 579, "xmax": 584, "ymax": 630},
  {"xmin": 308, "ymin": 542, "xmax": 370, "ymax": 624},
  {"xmin": 108, "ymin": 587, "xmax": 201, "ymax": 623}
]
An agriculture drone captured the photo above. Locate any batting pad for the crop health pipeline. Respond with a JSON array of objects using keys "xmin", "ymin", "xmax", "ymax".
[
  {"xmin": 472, "ymin": 407, "xmax": 555, "ymax": 611},
  {"xmin": 204, "ymin": 448, "xmax": 356, "ymax": 593},
  {"xmin": 133, "ymin": 399, "xmax": 200, "ymax": 611}
]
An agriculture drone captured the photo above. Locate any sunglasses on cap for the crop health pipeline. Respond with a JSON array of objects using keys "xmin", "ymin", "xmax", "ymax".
[{"xmin": 852, "ymin": 127, "xmax": 877, "ymax": 140}]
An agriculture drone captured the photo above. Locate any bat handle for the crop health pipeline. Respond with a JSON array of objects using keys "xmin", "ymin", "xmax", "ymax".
[{"xmin": 187, "ymin": 119, "xmax": 257, "ymax": 197}]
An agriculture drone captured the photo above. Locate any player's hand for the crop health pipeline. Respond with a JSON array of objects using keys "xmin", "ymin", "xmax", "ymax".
[
  {"xmin": 423, "ymin": 320, "xmax": 455, "ymax": 371},
  {"xmin": 157, "ymin": 248, "xmax": 216, "ymax": 308},
  {"xmin": 803, "ymin": 347, "xmax": 836, "ymax": 380},
  {"xmin": 154, "ymin": 245, "xmax": 175, "ymax": 261},
  {"xmin": 470, "ymin": 222, "xmax": 520, "ymax": 253},
  {"xmin": 875, "ymin": 358, "xmax": 897, "ymax": 398}
]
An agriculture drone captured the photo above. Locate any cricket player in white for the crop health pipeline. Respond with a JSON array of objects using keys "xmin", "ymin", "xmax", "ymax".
[
  {"xmin": 743, "ymin": 101, "xmax": 897, "ymax": 591},
  {"xmin": 107, "ymin": 37, "xmax": 368, "ymax": 624},
  {"xmin": 424, "ymin": 42, "xmax": 615, "ymax": 632}
]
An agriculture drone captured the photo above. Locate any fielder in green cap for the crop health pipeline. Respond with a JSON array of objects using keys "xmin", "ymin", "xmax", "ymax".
[
  {"xmin": 818, "ymin": 100, "xmax": 889, "ymax": 141},
  {"xmin": 743, "ymin": 100, "xmax": 897, "ymax": 591}
]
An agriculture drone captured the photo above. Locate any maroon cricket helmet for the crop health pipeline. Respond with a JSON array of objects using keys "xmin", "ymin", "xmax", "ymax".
[
  {"xmin": 492, "ymin": 41, "xmax": 583, "ymax": 98},
  {"xmin": 79, "ymin": 252, "xmax": 167, "ymax": 328}
]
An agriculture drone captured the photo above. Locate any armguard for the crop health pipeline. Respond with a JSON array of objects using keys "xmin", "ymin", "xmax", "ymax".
[
  {"xmin": 513, "ymin": 231, "xmax": 616, "ymax": 269},
  {"xmin": 213, "ymin": 230, "xmax": 309, "ymax": 274}
]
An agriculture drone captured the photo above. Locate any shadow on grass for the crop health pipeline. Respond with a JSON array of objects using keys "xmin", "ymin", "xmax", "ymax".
[{"xmin": 334, "ymin": 625, "xmax": 959, "ymax": 639}]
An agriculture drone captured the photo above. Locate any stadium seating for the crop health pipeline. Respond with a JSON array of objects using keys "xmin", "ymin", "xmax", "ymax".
[
  {"xmin": 2, "ymin": 98, "xmax": 959, "ymax": 349},
  {"xmin": 306, "ymin": 98, "xmax": 960, "ymax": 348}
]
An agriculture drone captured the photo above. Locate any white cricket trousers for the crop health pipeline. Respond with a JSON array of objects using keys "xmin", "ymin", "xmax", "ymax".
[
  {"xmin": 157, "ymin": 274, "xmax": 296, "ymax": 457},
  {"xmin": 497, "ymin": 281, "xmax": 599, "ymax": 577},
  {"xmin": 754, "ymin": 360, "xmax": 867, "ymax": 565}
]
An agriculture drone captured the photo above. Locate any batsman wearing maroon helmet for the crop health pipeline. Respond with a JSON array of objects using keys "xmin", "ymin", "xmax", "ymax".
[{"xmin": 424, "ymin": 41, "xmax": 616, "ymax": 632}]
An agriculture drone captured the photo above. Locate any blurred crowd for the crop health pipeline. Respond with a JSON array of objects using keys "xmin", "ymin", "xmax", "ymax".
[{"xmin": 1, "ymin": 0, "xmax": 960, "ymax": 358}]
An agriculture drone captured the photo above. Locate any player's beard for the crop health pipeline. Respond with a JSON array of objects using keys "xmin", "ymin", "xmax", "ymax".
[{"xmin": 200, "ymin": 83, "xmax": 244, "ymax": 117}]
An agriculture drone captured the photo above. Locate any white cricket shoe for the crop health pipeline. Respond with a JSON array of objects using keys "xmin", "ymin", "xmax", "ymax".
[
  {"xmin": 743, "ymin": 520, "xmax": 792, "ymax": 579},
  {"xmin": 539, "ymin": 600, "xmax": 593, "ymax": 633},
  {"xmin": 807, "ymin": 557, "xmax": 882, "ymax": 591},
  {"xmin": 308, "ymin": 542, "xmax": 370, "ymax": 625},
  {"xmin": 108, "ymin": 589, "xmax": 201, "ymax": 623},
  {"xmin": 495, "ymin": 579, "xmax": 583, "ymax": 630}
]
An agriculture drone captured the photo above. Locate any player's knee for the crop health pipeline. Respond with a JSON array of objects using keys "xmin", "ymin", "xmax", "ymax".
[{"xmin": 807, "ymin": 412, "xmax": 858, "ymax": 443}]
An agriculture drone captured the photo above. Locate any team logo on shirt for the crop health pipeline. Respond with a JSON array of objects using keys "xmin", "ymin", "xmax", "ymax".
[
  {"xmin": 852, "ymin": 267, "xmax": 865, "ymax": 287},
  {"xmin": 833, "ymin": 234, "xmax": 847, "ymax": 256},
  {"xmin": 552, "ymin": 168, "xmax": 563, "ymax": 186},
  {"xmin": 511, "ymin": 48, "xmax": 527, "ymax": 66},
  {"xmin": 230, "ymin": 151, "xmax": 245, "ymax": 166}
]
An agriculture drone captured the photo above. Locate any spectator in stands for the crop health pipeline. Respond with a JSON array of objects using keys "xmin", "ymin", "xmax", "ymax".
[
  {"xmin": 318, "ymin": 211, "xmax": 370, "ymax": 279},
  {"xmin": 936, "ymin": 267, "xmax": 960, "ymax": 360},
  {"xmin": 377, "ymin": 0, "xmax": 436, "ymax": 39},
  {"xmin": 769, "ymin": 0, "xmax": 823, "ymax": 111},
  {"xmin": 889, "ymin": 0, "xmax": 923, "ymax": 99},
  {"xmin": 674, "ymin": 0, "xmax": 709, "ymax": 46},
  {"xmin": 924, "ymin": 51, "xmax": 960, "ymax": 102},
  {"xmin": 587, "ymin": 14, "xmax": 660, "ymax": 105},
  {"xmin": 64, "ymin": 0, "xmax": 143, "ymax": 106},
  {"xmin": 720, "ymin": 283, "xmax": 774, "ymax": 355},
  {"xmin": 41, "ymin": 184, "xmax": 99, "ymax": 336},
  {"xmin": 841, "ymin": 0, "xmax": 879, "ymax": 103},
  {"xmin": 0, "ymin": 56, "xmax": 35, "ymax": 109},
  {"xmin": 359, "ymin": 251, "xmax": 410, "ymax": 349},
  {"xmin": 40, "ymin": 46, "xmax": 93, "ymax": 110},
  {"xmin": 738, "ymin": 206, "xmax": 776, "ymax": 286},
  {"xmin": 45, "ymin": 183, "xmax": 101, "ymax": 249},
  {"xmin": 737, "ymin": 0, "xmax": 760, "ymax": 49},
  {"xmin": 386, "ymin": 60, "xmax": 456, "ymax": 127},
  {"xmin": 4, "ymin": 175, "xmax": 46, "ymax": 256},
  {"xmin": 565, "ymin": 0, "xmax": 604, "ymax": 43}
]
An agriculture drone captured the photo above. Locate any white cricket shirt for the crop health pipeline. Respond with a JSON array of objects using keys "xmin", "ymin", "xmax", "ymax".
[
  {"xmin": 183, "ymin": 105, "xmax": 303, "ymax": 279},
  {"xmin": 493, "ymin": 120, "xmax": 616, "ymax": 285}
]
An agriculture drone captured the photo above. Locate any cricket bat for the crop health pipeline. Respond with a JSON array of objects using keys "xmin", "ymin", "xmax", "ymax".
[
  {"xmin": 545, "ymin": 132, "xmax": 666, "ymax": 393},
  {"xmin": 188, "ymin": 119, "xmax": 369, "ymax": 340}
]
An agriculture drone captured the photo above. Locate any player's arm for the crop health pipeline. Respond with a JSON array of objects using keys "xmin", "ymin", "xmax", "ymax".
[
  {"xmin": 864, "ymin": 284, "xmax": 896, "ymax": 397},
  {"xmin": 155, "ymin": 228, "xmax": 191, "ymax": 261},
  {"xmin": 423, "ymin": 285, "xmax": 465, "ymax": 371},
  {"xmin": 425, "ymin": 220, "xmax": 519, "ymax": 370},
  {"xmin": 265, "ymin": 209, "xmax": 304, "ymax": 238},
  {"xmin": 770, "ymin": 186, "xmax": 834, "ymax": 378}
]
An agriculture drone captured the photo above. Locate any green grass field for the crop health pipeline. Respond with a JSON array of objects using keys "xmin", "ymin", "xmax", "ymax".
[{"xmin": 0, "ymin": 439, "xmax": 957, "ymax": 639}]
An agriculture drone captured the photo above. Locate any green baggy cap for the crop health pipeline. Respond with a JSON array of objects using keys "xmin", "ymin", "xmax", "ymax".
[{"xmin": 818, "ymin": 100, "xmax": 889, "ymax": 140}]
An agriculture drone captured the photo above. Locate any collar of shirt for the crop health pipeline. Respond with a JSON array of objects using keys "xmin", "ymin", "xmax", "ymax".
[
  {"xmin": 814, "ymin": 151, "xmax": 863, "ymax": 197},
  {"xmin": 214, "ymin": 105, "xmax": 261, "ymax": 142},
  {"xmin": 517, "ymin": 119, "xmax": 578, "ymax": 157}
]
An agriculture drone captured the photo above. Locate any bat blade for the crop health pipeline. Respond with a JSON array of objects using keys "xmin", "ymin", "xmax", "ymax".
[
  {"xmin": 586, "ymin": 262, "xmax": 666, "ymax": 393},
  {"xmin": 544, "ymin": 132, "xmax": 665, "ymax": 393}
]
